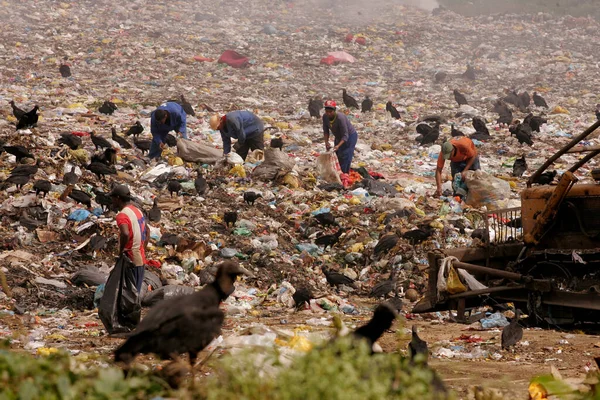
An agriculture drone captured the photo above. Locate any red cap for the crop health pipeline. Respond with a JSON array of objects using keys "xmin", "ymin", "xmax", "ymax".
[{"xmin": 324, "ymin": 100, "xmax": 337, "ymax": 109}]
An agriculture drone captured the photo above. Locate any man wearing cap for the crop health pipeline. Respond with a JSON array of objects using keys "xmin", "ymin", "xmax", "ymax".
[
  {"xmin": 209, "ymin": 111, "xmax": 264, "ymax": 161},
  {"xmin": 148, "ymin": 101, "xmax": 188, "ymax": 159},
  {"xmin": 109, "ymin": 184, "xmax": 148, "ymax": 294},
  {"xmin": 322, "ymin": 100, "xmax": 358, "ymax": 174},
  {"xmin": 435, "ymin": 136, "xmax": 480, "ymax": 197}
]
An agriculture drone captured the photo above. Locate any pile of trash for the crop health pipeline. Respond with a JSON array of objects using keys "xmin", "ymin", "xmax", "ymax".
[{"xmin": 0, "ymin": 1, "xmax": 599, "ymax": 391}]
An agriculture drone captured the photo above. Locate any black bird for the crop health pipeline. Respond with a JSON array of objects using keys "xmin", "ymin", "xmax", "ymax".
[
  {"xmin": 224, "ymin": 211, "xmax": 238, "ymax": 228},
  {"xmin": 16, "ymin": 106, "xmax": 39, "ymax": 130},
  {"xmin": 4, "ymin": 174, "xmax": 30, "ymax": 190},
  {"xmin": 33, "ymin": 180, "xmax": 52, "ymax": 197},
  {"xmin": 519, "ymin": 91, "xmax": 531, "ymax": 108},
  {"xmin": 4, "ymin": 145, "xmax": 34, "ymax": 163},
  {"xmin": 386, "ymin": 101, "xmax": 400, "ymax": 119},
  {"xmin": 167, "ymin": 180, "xmax": 182, "ymax": 197},
  {"xmin": 361, "ymin": 96, "xmax": 373, "ymax": 113},
  {"xmin": 369, "ymin": 270, "xmax": 397, "ymax": 298},
  {"xmin": 352, "ymin": 303, "xmax": 397, "ymax": 349},
  {"xmin": 434, "ymin": 71, "xmax": 447, "ymax": 83},
  {"xmin": 462, "ymin": 64, "xmax": 476, "ymax": 80},
  {"xmin": 243, "ymin": 191, "xmax": 262, "ymax": 205},
  {"xmin": 92, "ymin": 188, "xmax": 112, "ymax": 211},
  {"xmin": 86, "ymin": 162, "xmax": 117, "ymax": 181},
  {"xmin": 19, "ymin": 209, "xmax": 44, "ymax": 231},
  {"xmin": 533, "ymin": 170, "xmax": 557, "ymax": 185},
  {"xmin": 111, "ymin": 127, "xmax": 132, "ymax": 149},
  {"xmin": 510, "ymin": 123, "xmax": 533, "ymax": 146},
  {"xmin": 453, "ymin": 89, "xmax": 468, "ymax": 106},
  {"xmin": 501, "ymin": 309, "xmax": 523, "ymax": 350},
  {"xmin": 10, "ymin": 159, "xmax": 40, "ymax": 176},
  {"xmin": 512, "ymin": 155, "xmax": 527, "ymax": 178},
  {"xmin": 373, "ymin": 233, "xmax": 399, "ymax": 258},
  {"xmin": 270, "ymin": 136, "xmax": 284, "ymax": 151},
  {"xmin": 505, "ymin": 217, "xmax": 522, "ymax": 229},
  {"xmin": 595, "ymin": 104, "xmax": 600, "ymax": 121},
  {"xmin": 194, "ymin": 172, "xmax": 207, "ymax": 196},
  {"xmin": 503, "ymin": 90, "xmax": 522, "ymax": 108},
  {"xmin": 148, "ymin": 198, "xmax": 161, "ymax": 223},
  {"xmin": 314, "ymin": 212, "xmax": 336, "ymax": 227},
  {"xmin": 9, "ymin": 101, "xmax": 26, "ymax": 119},
  {"xmin": 90, "ymin": 131, "xmax": 113, "ymax": 150},
  {"xmin": 471, "ymin": 228, "xmax": 487, "ymax": 241},
  {"xmin": 113, "ymin": 261, "xmax": 252, "ymax": 369},
  {"xmin": 308, "ymin": 98, "xmax": 322, "ymax": 118},
  {"xmin": 58, "ymin": 132, "xmax": 82, "ymax": 150},
  {"xmin": 402, "ymin": 226, "xmax": 434, "ymax": 244},
  {"xmin": 164, "ymin": 134, "xmax": 177, "ymax": 147},
  {"xmin": 469, "ymin": 132, "xmax": 491, "ymax": 141},
  {"xmin": 91, "ymin": 148, "xmax": 117, "ymax": 166},
  {"xmin": 533, "ymin": 92, "xmax": 548, "ymax": 108},
  {"xmin": 98, "ymin": 100, "xmax": 117, "ymax": 115},
  {"xmin": 63, "ymin": 166, "xmax": 79, "ymax": 186},
  {"xmin": 472, "ymin": 116, "xmax": 489, "ymax": 135},
  {"xmin": 89, "ymin": 235, "xmax": 107, "ymax": 252},
  {"xmin": 451, "ymin": 124, "xmax": 464, "ymax": 137},
  {"xmin": 125, "ymin": 121, "xmax": 144, "ymax": 137},
  {"xmin": 523, "ymin": 113, "xmax": 547, "ymax": 133},
  {"xmin": 59, "ymin": 64, "xmax": 71, "ymax": 78},
  {"xmin": 293, "ymin": 287, "xmax": 313, "ymax": 310},
  {"xmin": 415, "ymin": 122, "xmax": 440, "ymax": 146},
  {"xmin": 158, "ymin": 233, "xmax": 179, "ymax": 247},
  {"xmin": 134, "ymin": 138, "xmax": 152, "ymax": 155},
  {"xmin": 315, "ymin": 228, "xmax": 345, "ymax": 249},
  {"xmin": 321, "ymin": 265, "xmax": 357, "ymax": 289},
  {"xmin": 179, "ymin": 94, "xmax": 195, "ymax": 116},
  {"xmin": 408, "ymin": 325, "xmax": 428, "ymax": 363},
  {"xmin": 68, "ymin": 189, "xmax": 92, "ymax": 207},
  {"xmin": 342, "ymin": 89, "xmax": 359, "ymax": 109}
]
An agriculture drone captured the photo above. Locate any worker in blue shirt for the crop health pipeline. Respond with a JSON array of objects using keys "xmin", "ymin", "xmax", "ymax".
[
  {"xmin": 209, "ymin": 111, "xmax": 264, "ymax": 161},
  {"xmin": 148, "ymin": 102, "xmax": 188, "ymax": 159}
]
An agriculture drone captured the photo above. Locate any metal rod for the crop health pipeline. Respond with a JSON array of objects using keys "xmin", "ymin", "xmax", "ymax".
[
  {"xmin": 569, "ymin": 149, "xmax": 600, "ymax": 173},
  {"xmin": 567, "ymin": 145, "xmax": 600, "ymax": 154},
  {"xmin": 527, "ymin": 120, "xmax": 600, "ymax": 187},
  {"xmin": 453, "ymin": 261, "xmax": 524, "ymax": 280},
  {"xmin": 448, "ymin": 285, "xmax": 526, "ymax": 299}
]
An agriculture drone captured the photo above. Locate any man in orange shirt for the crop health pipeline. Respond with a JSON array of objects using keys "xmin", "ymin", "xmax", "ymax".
[{"xmin": 435, "ymin": 137, "xmax": 480, "ymax": 197}]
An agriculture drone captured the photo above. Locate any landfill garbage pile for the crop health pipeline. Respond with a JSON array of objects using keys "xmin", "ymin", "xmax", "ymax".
[{"xmin": 1, "ymin": 0, "xmax": 600, "ymax": 395}]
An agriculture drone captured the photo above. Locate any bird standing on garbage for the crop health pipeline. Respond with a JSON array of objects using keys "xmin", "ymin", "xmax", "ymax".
[
  {"xmin": 293, "ymin": 287, "xmax": 314, "ymax": 310},
  {"xmin": 472, "ymin": 116, "xmax": 489, "ymax": 135},
  {"xmin": 373, "ymin": 233, "xmax": 399, "ymax": 259},
  {"xmin": 111, "ymin": 127, "xmax": 132, "ymax": 149},
  {"xmin": 462, "ymin": 64, "xmax": 476, "ymax": 80},
  {"xmin": 314, "ymin": 212, "xmax": 337, "ymax": 227},
  {"xmin": 16, "ymin": 105, "xmax": 39, "ymax": 130},
  {"xmin": 315, "ymin": 227, "xmax": 346, "ymax": 250},
  {"xmin": 533, "ymin": 170, "xmax": 557, "ymax": 185},
  {"xmin": 352, "ymin": 303, "xmax": 397, "ymax": 350},
  {"xmin": 33, "ymin": 180, "xmax": 51, "ymax": 198},
  {"xmin": 63, "ymin": 166, "xmax": 79, "ymax": 186},
  {"xmin": 533, "ymin": 92, "xmax": 548, "ymax": 108},
  {"xmin": 224, "ymin": 211, "xmax": 238, "ymax": 228},
  {"xmin": 113, "ymin": 262, "xmax": 252, "ymax": 371},
  {"xmin": 4, "ymin": 145, "xmax": 34, "ymax": 163},
  {"xmin": 415, "ymin": 121, "xmax": 440, "ymax": 146},
  {"xmin": 58, "ymin": 132, "xmax": 82, "ymax": 150},
  {"xmin": 451, "ymin": 124, "xmax": 464, "ymax": 137},
  {"xmin": 321, "ymin": 265, "xmax": 357, "ymax": 289},
  {"xmin": 510, "ymin": 122, "xmax": 534, "ymax": 146},
  {"xmin": 453, "ymin": 89, "xmax": 468, "ymax": 106},
  {"xmin": 148, "ymin": 198, "xmax": 161, "ymax": 223},
  {"xmin": 125, "ymin": 121, "xmax": 144, "ymax": 137},
  {"xmin": 386, "ymin": 101, "xmax": 401, "ymax": 119},
  {"xmin": 167, "ymin": 180, "xmax": 182, "ymax": 197},
  {"xmin": 369, "ymin": 269, "xmax": 398, "ymax": 298},
  {"xmin": 243, "ymin": 191, "xmax": 262, "ymax": 205},
  {"xmin": 501, "ymin": 309, "xmax": 523, "ymax": 350},
  {"xmin": 361, "ymin": 96, "xmax": 373, "ymax": 113},
  {"xmin": 322, "ymin": 100, "xmax": 359, "ymax": 174},
  {"xmin": 59, "ymin": 64, "xmax": 71, "ymax": 78},
  {"xmin": 342, "ymin": 89, "xmax": 359, "ymax": 109},
  {"xmin": 9, "ymin": 101, "xmax": 25, "ymax": 119},
  {"xmin": 523, "ymin": 113, "xmax": 547, "ymax": 132},
  {"xmin": 98, "ymin": 100, "xmax": 117, "ymax": 115},
  {"xmin": 408, "ymin": 325, "xmax": 428, "ymax": 363},
  {"xmin": 512, "ymin": 155, "xmax": 527, "ymax": 178},
  {"xmin": 90, "ymin": 131, "xmax": 113, "ymax": 151},
  {"xmin": 194, "ymin": 171, "xmax": 207, "ymax": 196},
  {"xmin": 308, "ymin": 98, "xmax": 323, "ymax": 118}
]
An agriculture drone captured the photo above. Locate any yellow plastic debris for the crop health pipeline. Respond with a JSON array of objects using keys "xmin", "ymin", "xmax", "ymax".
[
  {"xmin": 168, "ymin": 156, "xmax": 184, "ymax": 166},
  {"xmin": 509, "ymin": 181, "xmax": 517, "ymax": 189},
  {"xmin": 528, "ymin": 382, "xmax": 547, "ymax": 400},
  {"xmin": 380, "ymin": 143, "xmax": 393, "ymax": 151},
  {"xmin": 275, "ymin": 335, "xmax": 313, "ymax": 352},
  {"xmin": 349, "ymin": 243, "xmax": 364, "ymax": 253},
  {"xmin": 67, "ymin": 103, "xmax": 85, "ymax": 109},
  {"xmin": 274, "ymin": 122, "xmax": 289, "ymax": 130},
  {"xmin": 283, "ymin": 173, "xmax": 299, "ymax": 188},
  {"xmin": 551, "ymin": 105, "xmax": 569, "ymax": 114},
  {"xmin": 348, "ymin": 197, "xmax": 361, "ymax": 205},
  {"xmin": 37, "ymin": 347, "xmax": 59, "ymax": 356},
  {"xmin": 429, "ymin": 220, "xmax": 444, "ymax": 230},
  {"xmin": 229, "ymin": 164, "xmax": 246, "ymax": 178},
  {"xmin": 415, "ymin": 208, "xmax": 425, "ymax": 217},
  {"xmin": 68, "ymin": 149, "xmax": 89, "ymax": 164}
]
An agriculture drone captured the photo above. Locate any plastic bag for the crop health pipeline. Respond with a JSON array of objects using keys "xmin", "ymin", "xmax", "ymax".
[
  {"xmin": 71, "ymin": 268, "xmax": 107, "ymax": 287},
  {"xmin": 139, "ymin": 269, "xmax": 162, "ymax": 301},
  {"xmin": 252, "ymin": 148, "xmax": 295, "ymax": 181},
  {"xmin": 446, "ymin": 265, "xmax": 467, "ymax": 294},
  {"xmin": 176, "ymin": 138, "xmax": 222, "ymax": 164},
  {"xmin": 465, "ymin": 170, "xmax": 511, "ymax": 210},
  {"xmin": 316, "ymin": 152, "xmax": 342, "ymax": 184},
  {"xmin": 98, "ymin": 255, "xmax": 142, "ymax": 334},
  {"xmin": 141, "ymin": 285, "xmax": 195, "ymax": 307}
]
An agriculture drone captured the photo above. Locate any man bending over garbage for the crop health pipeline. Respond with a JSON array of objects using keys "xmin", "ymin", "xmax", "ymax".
[
  {"xmin": 210, "ymin": 111, "xmax": 265, "ymax": 161},
  {"xmin": 435, "ymin": 137, "xmax": 480, "ymax": 197},
  {"xmin": 149, "ymin": 101, "xmax": 188, "ymax": 159}
]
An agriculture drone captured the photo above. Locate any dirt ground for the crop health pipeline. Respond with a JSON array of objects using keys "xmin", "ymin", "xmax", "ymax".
[{"xmin": 3, "ymin": 296, "xmax": 599, "ymax": 399}]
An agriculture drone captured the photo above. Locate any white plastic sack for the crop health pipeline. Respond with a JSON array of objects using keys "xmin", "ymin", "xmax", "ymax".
[
  {"xmin": 316, "ymin": 153, "xmax": 342, "ymax": 185},
  {"xmin": 226, "ymin": 152, "xmax": 244, "ymax": 165},
  {"xmin": 141, "ymin": 164, "xmax": 172, "ymax": 182},
  {"xmin": 465, "ymin": 170, "xmax": 511, "ymax": 210},
  {"xmin": 176, "ymin": 138, "xmax": 222, "ymax": 164}
]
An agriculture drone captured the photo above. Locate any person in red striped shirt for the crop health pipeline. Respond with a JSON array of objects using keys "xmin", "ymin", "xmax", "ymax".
[{"xmin": 109, "ymin": 184, "xmax": 148, "ymax": 293}]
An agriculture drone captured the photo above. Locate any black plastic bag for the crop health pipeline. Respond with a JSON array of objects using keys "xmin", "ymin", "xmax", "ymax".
[
  {"xmin": 71, "ymin": 267, "xmax": 108, "ymax": 287},
  {"xmin": 98, "ymin": 255, "xmax": 142, "ymax": 334},
  {"xmin": 141, "ymin": 285, "xmax": 195, "ymax": 307},
  {"xmin": 139, "ymin": 269, "xmax": 163, "ymax": 302}
]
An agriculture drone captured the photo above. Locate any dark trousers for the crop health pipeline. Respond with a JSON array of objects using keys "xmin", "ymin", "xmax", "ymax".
[
  {"xmin": 335, "ymin": 132, "xmax": 358, "ymax": 174},
  {"xmin": 148, "ymin": 141, "xmax": 162, "ymax": 159},
  {"xmin": 131, "ymin": 266, "xmax": 145, "ymax": 293},
  {"xmin": 450, "ymin": 156, "xmax": 481, "ymax": 177},
  {"xmin": 233, "ymin": 131, "xmax": 264, "ymax": 160}
]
